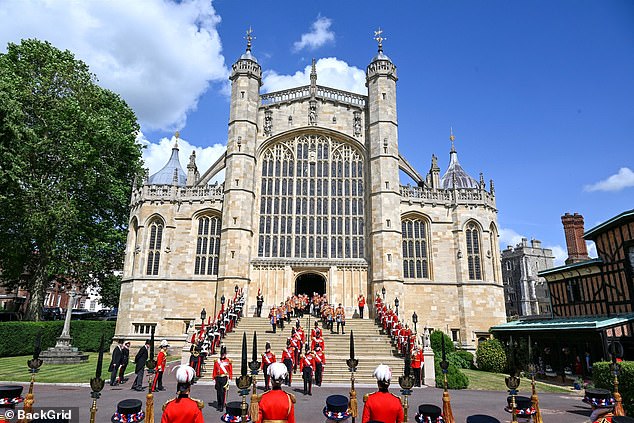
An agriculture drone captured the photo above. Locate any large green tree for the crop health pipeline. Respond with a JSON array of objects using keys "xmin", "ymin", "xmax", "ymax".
[{"xmin": 0, "ymin": 39, "xmax": 143, "ymax": 319}]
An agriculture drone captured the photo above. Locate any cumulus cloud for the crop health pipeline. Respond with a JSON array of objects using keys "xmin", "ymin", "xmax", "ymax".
[
  {"xmin": 584, "ymin": 167, "xmax": 634, "ymax": 192},
  {"xmin": 499, "ymin": 227, "xmax": 525, "ymax": 250},
  {"xmin": 292, "ymin": 16, "xmax": 335, "ymax": 52},
  {"xmin": 137, "ymin": 132, "xmax": 225, "ymax": 183},
  {"xmin": 586, "ymin": 241, "xmax": 597, "ymax": 259},
  {"xmin": 262, "ymin": 57, "xmax": 366, "ymax": 95},
  {"xmin": 545, "ymin": 245, "xmax": 567, "ymax": 267},
  {"xmin": 0, "ymin": 0, "xmax": 229, "ymax": 131}
]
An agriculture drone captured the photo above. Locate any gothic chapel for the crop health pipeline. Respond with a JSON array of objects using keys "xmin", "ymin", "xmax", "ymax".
[{"xmin": 116, "ymin": 33, "xmax": 506, "ymax": 351}]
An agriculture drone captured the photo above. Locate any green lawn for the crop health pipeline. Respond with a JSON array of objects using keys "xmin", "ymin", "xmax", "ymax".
[{"xmin": 463, "ymin": 369, "xmax": 573, "ymax": 394}]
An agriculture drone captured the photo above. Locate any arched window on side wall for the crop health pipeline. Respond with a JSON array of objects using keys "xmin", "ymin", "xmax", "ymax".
[
  {"xmin": 146, "ymin": 219, "xmax": 163, "ymax": 276},
  {"xmin": 466, "ymin": 222, "xmax": 482, "ymax": 280},
  {"xmin": 194, "ymin": 215, "xmax": 222, "ymax": 275},
  {"xmin": 401, "ymin": 217, "xmax": 430, "ymax": 279},
  {"xmin": 489, "ymin": 224, "xmax": 499, "ymax": 282}
]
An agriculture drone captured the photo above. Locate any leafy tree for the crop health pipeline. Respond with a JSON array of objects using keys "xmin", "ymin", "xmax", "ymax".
[
  {"xmin": 0, "ymin": 39, "xmax": 143, "ymax": 319},
  {"xmin": 476, "ymin": 338, "xmax": 507, "ymax": 373}
]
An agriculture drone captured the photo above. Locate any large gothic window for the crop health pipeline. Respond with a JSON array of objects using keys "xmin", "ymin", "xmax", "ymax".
[
  {"xmin": 401, "ymin": 217, "xmax": 430, "ymax": 278},
  {"xmin": 258, "ymin": 135, "xmax": 365, "ymax": 259},
  {"xmin": 466, "ymin": 222, "xmax": 482, "ymax": 280},
  {"xmin": 194, "ymin": 215, "xmax": 221, "ymax": 275},
  {"xmin": 146, "ymin": 219, "xmax": 163, "ymax": 275}
]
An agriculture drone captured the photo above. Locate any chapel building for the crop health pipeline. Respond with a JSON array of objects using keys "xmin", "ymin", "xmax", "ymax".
[{"xmin": 115, "ymin": 36, "xmax": 506, "ymax": 351}]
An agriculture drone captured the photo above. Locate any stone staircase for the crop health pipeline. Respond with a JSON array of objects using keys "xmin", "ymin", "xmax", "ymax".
[{"xmin": 198, "ymin": 316, "xmax": 404, "ymax": 384}]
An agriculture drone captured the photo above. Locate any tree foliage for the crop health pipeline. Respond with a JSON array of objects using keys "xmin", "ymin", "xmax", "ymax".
[
  {"xmin": 476, "ymin": 338, "xmax": 507, "ymax": 373},
  {"xmin": 430, "ymin": 330, "xmax": 455, "ymax": 356},
  {"xmin": 0, "ymin": 39, "xmax": 143, "ymax": 319}
]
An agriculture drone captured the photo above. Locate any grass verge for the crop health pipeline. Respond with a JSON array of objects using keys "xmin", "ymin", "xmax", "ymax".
[{"xmin": 463, "ymin": 369, "xmax": 573, "ymax": 394}]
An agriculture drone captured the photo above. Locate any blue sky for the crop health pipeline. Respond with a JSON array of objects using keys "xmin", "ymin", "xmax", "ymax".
[{"xmin": 2, "ymin": 0, "xmax": 633, "ymax": 264}]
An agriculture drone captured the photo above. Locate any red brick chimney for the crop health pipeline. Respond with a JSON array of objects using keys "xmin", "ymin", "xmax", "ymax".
[{"xmin": 561, "ymin": 213, "xmax": 590, "ymax": 265}]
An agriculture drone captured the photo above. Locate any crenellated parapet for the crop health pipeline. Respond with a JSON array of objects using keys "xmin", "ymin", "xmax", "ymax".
[
  {"xmin": 400, "ymin": 184, "xmax": 497, "ymax": 211},
  {"xmin": 260, "ymin": 84, "xmax": 367, "ymax": 108},
  {"xmin": 130, "ymin": 182, "xmax": 224, "ymax": 207}
]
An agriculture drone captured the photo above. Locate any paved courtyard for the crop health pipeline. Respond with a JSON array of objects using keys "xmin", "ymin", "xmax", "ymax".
[{"xmin": 3, "ymin": 370, "xmax": 592, "ymax": 422}]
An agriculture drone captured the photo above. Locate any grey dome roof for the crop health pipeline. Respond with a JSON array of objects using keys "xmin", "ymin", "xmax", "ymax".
[
  {"xmin": 240, "ymin": 49, "xmax": 257, "ymax": 62},
  {"xmin": 372, "ymin": 50, "xmax": 392, "ymax": 63},
  {"xmin": 440, "ymin": 148, "xmax": 479, "ymax": 190},
  {"xmin": 148, "ymin": 145, "xmax": 187, "ymax": 186}
]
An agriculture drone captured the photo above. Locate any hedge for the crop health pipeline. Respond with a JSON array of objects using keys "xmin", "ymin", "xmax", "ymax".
[
  {"xmin": 0, "ymin": 321, "xmax": 116, "ymax": 357},
  {"xmin": 430, "ymin": 330, "xmax": 455, "ymax": 356},
  {"xmin": 476, "ymin": 338, "xmax": 507, "ymax": 373},
  {"xmin": 435, "ymin": 358, "xmax": 469, "ymax": 389},
  {"xmin": 593, "ymin": 361, "xmax": 634, "ymax": 416},
  {"xmin": 455, "ymin": 350, "xmax": 475, "ymax": 369}
]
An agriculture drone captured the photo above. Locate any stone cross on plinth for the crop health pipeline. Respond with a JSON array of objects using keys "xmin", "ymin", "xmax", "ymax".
[{"xmin": 40, "ymin": 287, "xmax": 88, "ymax": 364}]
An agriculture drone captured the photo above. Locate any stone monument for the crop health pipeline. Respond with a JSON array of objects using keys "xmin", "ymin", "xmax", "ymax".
[{"xmin": 422, "ymin": 326, "xmax": 436, "ymax": 386}]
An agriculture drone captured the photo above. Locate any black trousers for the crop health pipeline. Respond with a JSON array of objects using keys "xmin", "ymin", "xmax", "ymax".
[
  {"xmin": 156, "ymin": 370, "xmax": 164, "ymax": 389},
  {"xmin": 302, "ymin": 367, "xmax": 313, "ymax": 394},
  {"xmin": 110, "ymin": 366, "xmax": 119, "ymax": 385},
  {"xmin": 118, "ymin": 363, "xmax": 128, "ymax": 381},
  {"xmin": 132, "ymin": 368, "xmax": 144, "ymax": 389},
  {"xmin": 359, "ymin": 306, "xmax": 364, "ymax": 319},
  {"xmin": 413, "ymin": 367, "xmax": 421, "ymax": 387},
  {"xmin": 263, "ymin": 364, "xmax": 270, "ymax": 389},
  {"xmin": 215, "ymin": 376, "xmax": 228, "ymax": 410},
  {"xmin": 283, "ymin": 359, "xmax": 293, "ymax": 385},
  {"xmin": 256, "ymin": 304, "xmax": 262, "ymax": 317},
  {"xmin": 315, "ymin": 362, "xmax": 323, "ymax": 386},
  {"xmin": 337, "ymin": 320, "xmax": 345, "ymax": 333}
]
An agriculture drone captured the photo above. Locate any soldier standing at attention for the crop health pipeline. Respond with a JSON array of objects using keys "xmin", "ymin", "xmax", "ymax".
[
  {"xmin": 282, "ymin": 339, "xmax": 295, "ymax": 386},
  {"xmin": 261, "ymin": 342, "xmax": 276, "ymax": 391},
  {"xmin": 357, "ymin": 294, "xmax": 366, "ymax": 319},
  {"xmin": 300, "ymin": 349, "xmax": 316, "ymax": 395},
  {"xmin": 362, "ymin": 364, "xmax": 404, "ymax": 423},
  {"xmin": 161, "ymin": 365, "xmax": 204, "ymax": 423},
  {"xmin": 212, "ymin": 345, "xmax": 233, "ymax": 411},
  {"xmin": 257, "ymin": 362, "xmax": 296, "ymax": 423},
  {"xmin": 314, "ymin": 345, "xmax": 326, "ymax": 387},
  {"xmin": 153, "ymin": 340, "xmax": 169, "ymax": 392}
]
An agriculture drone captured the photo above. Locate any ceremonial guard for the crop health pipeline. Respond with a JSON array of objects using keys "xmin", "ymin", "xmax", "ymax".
[
  {"xmin": 257, "ymin": 362, "xmax": 296, "ymax": 423},
  {"xmin": 132, "ymin": 339, "xmax": 150, "ymax": 391},
  {"xmin": 261, "ymin": 342, "xmax": 276, "ymax": 391},
  {"xmin": 299, "ymin": 350, "xmax": 316, "ymax": 395},
  {"xmin": 188, "ymin": 346, "xmax": 203, "ymax": 379},
  {"xmin": 290, "ymin": 329, "xmax": 301, "ymax": 372},
  {"xmin": 314, "ymin": 345, "xmax": 326, "ymax": 387},
  {"xmin": 281, "ymin": 340, "xmax": 295, "ymax": 386},
  {"xmin": 111, "ymin": 399, "xmax": 146, "ymax": 423},
  {"xmin": 411, "ymin": 344, "xmax": 423, "ymax": 387},
  {"xmin": 257, "ymin": 290, "xmax": 264, "ymax": 317},
  {"xmin": 414, "ymin": 404, "xmax": 443, "ymax": 423},
  {"xmin": 362, "ymin": 364, "xmax": 404, "ymax": 423},
  {"xmin": 212, "ymin": 345, "xmax": 233, "ymax": 411},
  {"xmin": 358, "ymin": 294, "xmax": 366, "ymax": 319},
  {"xmin": 161, "ymin": 365, "xmax": 204, "ymax": 423},
  {"xmin": 583, "ymin": 388, "xmax": 616, "ymax": 423},
  {"xmin": 153, "ymin": 340, "xmax": 169, "ymax": 392},
  {"xmin": 335, "ymin": 303, "xmax": 346, "ymax": 334},
  {"xmin": 324, "ymin": 395, "xmax": 352, "ymax": 422}
]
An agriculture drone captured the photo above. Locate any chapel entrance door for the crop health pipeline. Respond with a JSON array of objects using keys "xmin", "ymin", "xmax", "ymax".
[{"xmin": 295, "ymin": 272, "xmax": 326, "ymax": 296}]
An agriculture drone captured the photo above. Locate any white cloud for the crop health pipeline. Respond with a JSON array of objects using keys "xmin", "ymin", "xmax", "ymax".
[
  {"xmin": 586, "ymin": 241, "xmax": 597, "ymax": 259},
  {"xmin": 584, "ymin": 167, "xmax": 634, "ymax": 192},
  {"xmin": 293, "ymin": 16, "xmax": 335, "ymax": 52},
  {"xmin": 262, "ymin": 57, "xmax": 366, "ymax": 95},
  {"xmin": 545, "ymin": 245, "xmax": 567, "ymax": 267},
  {"xmin": 137, "ymin": 132, "xmax": 225, "ymax": 183},
  {"xmin": 0, "ymin": 0, "xmax": 229, "ymax": 131},
  {"xmin": 499, "ymin": 227, "xmax": 525, "ymax": 250}
]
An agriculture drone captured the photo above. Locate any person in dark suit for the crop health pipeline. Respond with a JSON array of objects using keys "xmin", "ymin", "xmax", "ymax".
[
  {"xmin": 131, "ymin": 339, "xmax": 150, "ymax": 391},
  {"xmin": 118, "ymin": 341, "xmax": 130, "ymax": 384},
  {"xmin": 109, "ymin": 339, "xmax": 123, "ymax": 386}
]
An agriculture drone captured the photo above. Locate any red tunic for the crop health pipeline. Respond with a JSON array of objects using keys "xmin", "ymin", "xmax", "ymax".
[
  {"xmin": 261, "ymin": 351, "xmax": 276, "ymax": 368},
  {"xmin": 314, "ymin": 350, "xmax": 326, "ymax": 366},
  {"xmin": 362, "ymin": 391, "xmax": 404, "ymax": 423},
  {"xmin": 257, "ymin": 388, "xmax": 295, "ymax": 423},
  {"xmin": 411, "ymin": 349, "xmax": 423, "ymax": 369},
  {"xmin": 212, "ymin": 357, "xmax": 233, "ymax": 379},
  {"xmin": 311, "ymin": 337, "xmax": 325, "ymax": 351},
  {"xmin": 299, "ymin": 355, "xmax": 316, "ymax": 372},
  {"xmin": 282, "ymin": 348, "xmax": 294, "ymax": 365},
  {"xmin": 161, "ymin": 396, "xmax": 204, "ymax": 423},
  {"xmin": 155, "ymin": 350, "xmax": 167, "ymax": 372}
]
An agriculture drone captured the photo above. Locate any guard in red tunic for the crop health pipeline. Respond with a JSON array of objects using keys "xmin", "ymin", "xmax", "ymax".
[
  {"xmin": 358, "ymin": 294, "xmax": 366, "ymax": 319},
  {"xmin": 257, "ymin": 362, "xmax": 296, "ymax": 423},
  {"xmin": 281, "ymin": 340, "xmax": 295, "ymax": 386},
  {"xmin": 314, "ymin": 345, "xmax": 326, "ymax": 387},
  {"xmin": 153, "ymin": 340, "xmax": 169, "ymax": 392},
  {"xmin": 261, "ymin": 342, "xmax": 276, "ymax": 391},
  {"xmin": 411, "ymin": 344, "xmax": 423, "ymax": 387},
  {"xmin": 299, "ymin": 350, "xmax": 316, "ymax": 395},
  {"xmin": 362, "ymin": 364, "xmax": 404, "ymax": 423},
  {"xmin": 212, "ymin": 345, "xmax": 233, "ymax": 412},
  {"xmin": 161, "ymin": 365, "xmax": 204, "ymax": 423},
  {"xmin": 290, "ymin": 330, "xmax": 301, "ymax": 372}
]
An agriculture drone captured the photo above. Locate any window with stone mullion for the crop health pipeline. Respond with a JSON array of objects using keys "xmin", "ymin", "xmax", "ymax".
[
  {"xmin": 146, "ymin": 220, "xmax": 163, "ymax": 275},
  {"xmin": 194, "ymin": 216, "xmax": 221, "ymax": 275},
  {"xmin": 466, "ymin": 223, "xmax": 482, "ymax": 280},
  {"xmin": 401, "ymin": 218, "xmax": 429, "ymax": 279}
]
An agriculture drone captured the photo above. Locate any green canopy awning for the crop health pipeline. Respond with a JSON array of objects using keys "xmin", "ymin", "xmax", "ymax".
[{"xmin": 490, "ymin": 313, "xmax": 634, "ymax": 332}]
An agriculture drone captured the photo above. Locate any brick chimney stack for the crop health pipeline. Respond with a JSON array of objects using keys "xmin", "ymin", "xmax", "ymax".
[{"xmin": 561, "ymin": 213, "xmax": 590, "ymax": 265}]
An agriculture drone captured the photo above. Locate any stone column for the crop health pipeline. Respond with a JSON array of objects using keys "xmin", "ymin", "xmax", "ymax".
[{"xmin": 56, "ymin": 289, "xmax": 76, "ymax": 348}]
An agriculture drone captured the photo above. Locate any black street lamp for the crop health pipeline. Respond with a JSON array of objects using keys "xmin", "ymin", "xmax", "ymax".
[
  {"xmin": 412, "ymin": 312, "xmax": 418, "ymax": 334},
  {"xmin": 394, "ymin": 297, "xmax": 400, "ymax": 316},
  {"xmin": 200, "ymin": 308, "xmax": 206, "ymax": 326},
  {"xmin": 381, "ymin": 287, "xmax": 386, "ymax": 300},
  {"xmin": 235, "ymin": 285, "xmax": 239, "ymax": 294},
  {"xmin": 221, "ymin": 294, "xmax": 226, "ymax": 305}
]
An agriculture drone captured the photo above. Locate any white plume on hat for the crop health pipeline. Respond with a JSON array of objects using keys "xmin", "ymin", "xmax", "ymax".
[
  {"xmin": 175, "ymin": 365, "xmax": 196, "ymax": 384},
  {"xmin": 373, "ymin": 364, "xmax": 392, "ymax": 382},
  {"xmin": 160, "ymin": 339, "xmax": 169, "ymax": 347},
  {"xmin": 268, "ymin": 362, "xmax": 288, "ymax": 381}
]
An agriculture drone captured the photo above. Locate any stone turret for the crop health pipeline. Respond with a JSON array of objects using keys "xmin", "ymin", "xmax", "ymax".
[
  {"xmin": 217, "ymin": 29, "xmax": 262, "ymax": 300},
  {"xmin": 366, "ymin": 29, "xmax": 403, "ymax": 305}
]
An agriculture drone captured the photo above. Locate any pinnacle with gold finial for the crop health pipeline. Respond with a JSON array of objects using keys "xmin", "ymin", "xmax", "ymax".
[
  {"xmin": 374, "ymin": 27, "xmax": 386, "ymax": 53},
  {"xmin": 449, "ymin": 127, "xmax": 456, "ymax": 152},
  {"xmin": 174, "ymin": 131, "xmax": 180, "ymax": 148},
  {"xmin": 245, "ymin": 27, "xmax": 255, "ymax": 52}
]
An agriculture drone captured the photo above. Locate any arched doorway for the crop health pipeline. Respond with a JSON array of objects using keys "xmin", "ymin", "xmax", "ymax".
[{"xmin": 295, "ymin": 273, "xmax": 326, "ymax": 296}]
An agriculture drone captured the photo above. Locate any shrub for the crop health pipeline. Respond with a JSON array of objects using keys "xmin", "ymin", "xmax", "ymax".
[
  {"xmin": 430, "ymin": 330, "xmax": 455, "ymax": 356},
  {"xmin": 593, "ymin": 361, "xmax": 634, "ymax": 416},
  {"xmin": 476, "ymin": 338, "xmax": 507, "ymax": 373},
  {"xmin": 0, "ymin": 321, "xmax": 116, "ymax": 357},
  {"xmin": 435, "ymin": 359, "xmax": 469, "ymax": 389},
  {"xmin": 455, "ymin": 350, "xmax": 475, "ymax": 369}
]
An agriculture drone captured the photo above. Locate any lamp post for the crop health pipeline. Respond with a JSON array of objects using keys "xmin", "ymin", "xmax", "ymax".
[
  {"xmin": 235, "ymin": 285, "xmax": 239, "ymax": 294},
  {"xmin": 381, "ymin": 287, "xmax": 386, "ymax": 301},
  {"xmin": 394, "ymin": 297, "xmax": 399, "ymax": 317},
  {"xmin": 412, "ymin": 312, "xmax": 418, "ymax": 334},
  {"xmin": 200, "ymin": 308, "xmax": 206, "ymax": 327}
]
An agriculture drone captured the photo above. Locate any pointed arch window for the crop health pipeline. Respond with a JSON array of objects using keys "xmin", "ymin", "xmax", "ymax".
[
  {"xmin": 194, "ymin": 215, "xmax": 222, "ymax": 275},
  {"xmin": 401, "ymin": 217, "xmax": 430, "ymax": 279},
  {"xmin": 466, "ymin": 222, "xmax": 482, "ymax": 280},
  {"xmin": 489, "ymin": 224, "xmax": 499, "ymax": 283},
  {"xmin": 146, "ymin": 219, "xmax": 163, "ymax": 275}
]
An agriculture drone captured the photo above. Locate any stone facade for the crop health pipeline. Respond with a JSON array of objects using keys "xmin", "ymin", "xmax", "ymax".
[
  {"xmin": 115, "ymin": 43, "xmax": 506, "ymax": 352},
  {"xmin": 501, "ymin": 238, "xmax": 554, "ymax": 318}
]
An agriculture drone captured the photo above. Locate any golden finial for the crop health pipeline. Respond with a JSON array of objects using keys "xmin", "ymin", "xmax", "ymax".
[
  {"xmin": 174, "ymin": 131, "xmax": 180, "ymax": 148},
  {"xmin": 245, "ymin": 27, "xmax": 255, "ymax": 52},
  {"xmin": 374, "ymin": 27, "xmax": 386, "ymax": 52},
  {"xmin": 449, "ymin": 127, "xmax": 456, "ymax": 152}
]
